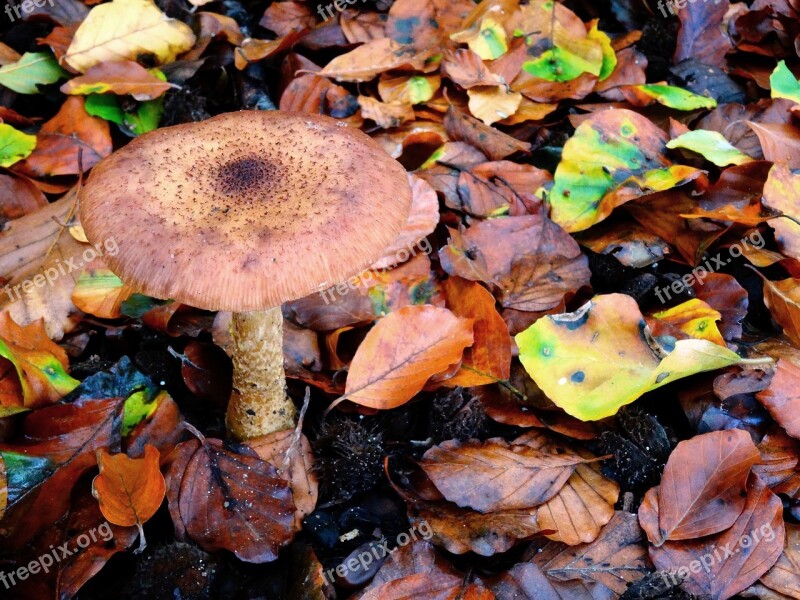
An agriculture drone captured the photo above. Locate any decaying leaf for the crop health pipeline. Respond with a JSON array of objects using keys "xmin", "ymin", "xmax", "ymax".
[
  {"xmin": 516, "ymin": 294, "xmax": 746, "ymax": 421},
  {"xmin": 165, "ymin": 435, "xmax": 298, "ymax": 563},
  {"xmin": 638, "ymin": 429, "xmax": 761, "ymax": 546}
]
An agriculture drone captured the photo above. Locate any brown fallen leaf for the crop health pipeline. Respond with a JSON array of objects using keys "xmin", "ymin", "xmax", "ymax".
[
  {"xmin": 753, "ymin": 429, "xmax": 800, "ymax": 489},
  {"xmin": 444, "ymin": 105, "xmax": 531, "ymax": 160},
  {"xmin": 247, "ymin": 428, "xmax": 318, "ymax": 528},
  {"xmin": 535, "ymin": 460, "xmax": 619, "ymax": 546},
  {"xmin": 165, "ymin": 434, "xmax": 297, "ymax": 563},
  {"xmin": 0, "ymin": 192, "xmax": 86, "ymax": 338},
  {"xmin": 359, "ymin": 574, "xmax": 494, "ymax": 600},
  {"xmin": 532, "ymin": 511, "xmax": 651, "ymax": 596},
  {"xmin": 0, "ymin": 173, "xmax": 47, "ymax": 221},
  {"xmin": 13, "ymin": 97, "xmax": 112, "ymax": 177},
  {"xmin": 61, "ymin": 60, "xmax": 175, "ymax": 100},
  {"xmin": 259, "ymin": 0, "xmax": 316, "ymax": 36},
  {"xmin": 71, "ymin": 255, "xmax": 135, "ymax": 319},
  {"xmin": 756, "ymin": 358, "xmax": 800, "ymax": 439},
  {"xmin": 419, "ymin": 437, "xmax": 587, "ymax": 512},
  {"xmin": 92, "ymin": 444, "xmax": 166, "ymax": 551},
  {"xmin": 482, "ymin": 561, "xmax": 608, "ymax": 600},
  {"xmin": 638, "ymin": 429, "xmax": 761, "ymax": 546},
  {"xmin": 439, "ymin": 214, "xmax": 590, "ymax": 312},
  {"xmin": 6, "ymin": 486, "xmax": 138, "ymax": 600},
  {"xmin": 648, "ymin": 474, "xmax": 785, "ymax": 600},
  {"xmin": 410, "ymin": 499, "xmax": 543, "ymax": 556},
  {"xmin": 341, "ymin": 305, "xmax": 473, "ymax": 410},
  {"xmin": 0, "ymin": 453, "xmax": 6, "ymax": 520},
  {"xmin": 759, "ymin": 523, "xmax": 800, "ymax": 598},
  {"xmin": 358, "ymin": 95, "xmax": 415, "ymax": 129},
  {"xmin": 317, "ymin": 37, "xmax": 433, "ymax": 82},
  {"xmin": 759, "ymin": 276, "xmax": 800, "ymax": 347},
  {"xmin": 762, "ymin": 163, "xmax": 800, "ymax": 260},
  {"xmin": 0, "ymin": 397, "xmax": 125, "ymax": 550},
  {"xmin": 749, "ymin": 122, "xmax": 800, "ymax": 169}
]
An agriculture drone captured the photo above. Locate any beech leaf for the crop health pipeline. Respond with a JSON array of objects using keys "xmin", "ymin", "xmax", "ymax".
[
  {"xmin": 92, "ymin": 444, "xmax": 165, "ymax": 551},
  {"xmin": 515, "ymin": 294, "xmax": 745, "ymax": 421},
  {"xmin": 342, "ymin": 305, "xmax": 474, "ymax": 410}
]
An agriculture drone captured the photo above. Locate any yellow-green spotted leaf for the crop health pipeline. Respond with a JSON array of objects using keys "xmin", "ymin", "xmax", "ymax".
[
  {"xmin": 770, "ymin": 60, "xmax": 800, "ymax": 104},
  {"xmin": 515, "ymin": 294, "xmax": 743, "ymax": 421},
  {"xmin": 0, "ymin": 52, "xmax": 68, "ymax": 94},
  {"xmin": 549, "ymin": 109, "xmax": 700, "ymax": 232},
  {"xmin": 666, "ymin": 130, "xmax": 754, "ymax": 167},
  {"xmin": 452, "ymin": 17, "xmax": 508, "ymax": 60},
  {"xmin": 0, "ymin": 123, "xmax": 36, "ymax": 168},
  {"xmin": 633, "ymin": 84, "xmax": 717, "ymax": 110},
  {"xmin": 0, "ymin": 337, "xmax": 79, "ymax": 408}
]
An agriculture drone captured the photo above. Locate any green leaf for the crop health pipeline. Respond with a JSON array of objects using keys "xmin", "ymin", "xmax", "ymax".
[
  {"xmin": 120, "ymin": 293, "xmax": 172, "ymax": 318},
  {"xmin": 523, "ymin": 45, "xmax": 601, "ymax": 82},
  {"xmin": 0, "ymin": 123, "xmax": 35, "ymax": 167},
  {"xmin": 770, "ymin": 60, "xmax": 800, "ymax": 104},
  {"xmin": 515, "ymin": 293, "xmax": 744, "ymax": 421},
  {"xmin": 666, "ymin": 130, "xmax": 754, "ymax": 167},
  {"xmin": 85, "ymin": 93, "xmax": 126, "ymax": 124},
  {"xmin": 124, "ymin": 97, "xmax": 163, "ymax": 135},
  {"xmin": 549, "ymin": 109, "xmax": 700, "ymax": 232},
  {"xmin": 0, "ymin": 52, "xmax": 68, "ymax": 94},
  {"xmin": 633, "ymin": 84, "xmax": 717, "ymax": 110},
  {"xmin": 85, "ymin": 92, "xmax": 163, "ymax": 136}
]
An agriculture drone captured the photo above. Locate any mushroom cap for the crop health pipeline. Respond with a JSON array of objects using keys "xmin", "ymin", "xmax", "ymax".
[{"xmin": 79, "ymin": 111, "xmax": 413, "ymax": 312}]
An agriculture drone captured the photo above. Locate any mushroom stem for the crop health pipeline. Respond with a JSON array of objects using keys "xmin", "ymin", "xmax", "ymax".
[{"xmin": 226, "ymin": 307, "xmax": 297, "ymax": 440}]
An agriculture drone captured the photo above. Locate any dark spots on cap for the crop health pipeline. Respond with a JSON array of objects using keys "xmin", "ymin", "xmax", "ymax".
[
  {"xmin": 216, "ymin": 155, "xmax": 276, "ymax": 196},
  {"xmin": 571, "ymin": 371, "xmax": 585, "ymax": 383}
]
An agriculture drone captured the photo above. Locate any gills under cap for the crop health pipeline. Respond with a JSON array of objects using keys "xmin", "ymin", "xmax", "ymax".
[{"xmin": 80, "ymin": 111, "xmax": 413, "ymax": 312}]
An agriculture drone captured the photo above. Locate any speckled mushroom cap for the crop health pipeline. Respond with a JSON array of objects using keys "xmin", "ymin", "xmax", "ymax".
[{"xmin": 80, "ymin": 111, "xmax": 413, "ymax": 312}]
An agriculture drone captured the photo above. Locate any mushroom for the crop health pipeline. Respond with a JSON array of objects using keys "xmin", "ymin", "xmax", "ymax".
[{"xmin": 79, "ymin": 111, "xmax": 413, "ymax": 440}]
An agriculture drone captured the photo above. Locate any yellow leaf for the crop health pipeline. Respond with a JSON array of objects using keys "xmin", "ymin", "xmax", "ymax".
[
  {"xmin": 467, "ymin": 85, "xmax": 522, "ymax": 125},
  {"xmin": 64, "ymin": 0, "xmax": 196, "ymax": 73}
]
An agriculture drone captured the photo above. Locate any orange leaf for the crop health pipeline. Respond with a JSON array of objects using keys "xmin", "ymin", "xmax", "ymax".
[
  {"xmin": 13, "ymin": 96, "xmax": 111, "ymax": 177},
  {"xmin": 638, "ymin": 429, "xmax": 760, "ymax": 546},
  {"xmin": 760, "ymin": 276, "xmax": 800, "ymax": 346},
  {"xmin": 92, "ymin": 445, "xmax": 166, "ymax": 550},
  {"xmin": 343, "ymin": 305, "xmax": 473, "ymax": 409},
  {"xmin": 441, "ymin": 277, "xmax": 511, "ymax": 387}
]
